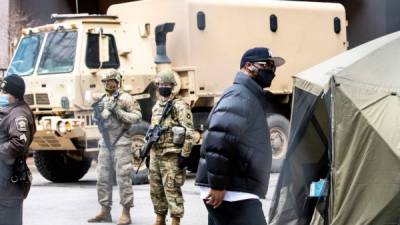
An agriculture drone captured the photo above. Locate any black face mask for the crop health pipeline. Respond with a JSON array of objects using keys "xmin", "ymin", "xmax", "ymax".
[
  {"xmin": 253, "ymin": 69, "xmax": 275, "ymax": 88},
  {"xmin": 158, "ymin": 87, "xmax": 173, "ymax": 97},
  {"xmin": 104, "ymin": 80, "xmax": 119, "ymax": 94}
]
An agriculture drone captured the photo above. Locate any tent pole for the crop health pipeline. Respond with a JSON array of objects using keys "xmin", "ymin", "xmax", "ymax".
[
  {"xmin": 75, "ymin": 0, "xmax": 79, "ymax": 14},
  {"xmin": 329, "ymin": 77, "xmax": 336, "ymax": 224}
]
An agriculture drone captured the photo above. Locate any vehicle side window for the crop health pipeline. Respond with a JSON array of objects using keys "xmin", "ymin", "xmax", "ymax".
[
  {"xmin": 7, "ymin": 34, "xmax": 44, "ymax": 76},
  {"xmin": 85, "ymin": 34, "xmax": 120, "ymax": 69}
]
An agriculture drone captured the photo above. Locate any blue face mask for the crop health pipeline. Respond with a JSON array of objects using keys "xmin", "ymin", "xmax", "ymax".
[{"xmin": 0, "ymin": 95, "xmax": 10, "ymax": 108}]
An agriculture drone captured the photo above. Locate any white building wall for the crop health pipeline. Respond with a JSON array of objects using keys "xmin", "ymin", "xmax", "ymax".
[{"xmin": 0, "ymin": 0, "xmax": 10, "ymax": 70}]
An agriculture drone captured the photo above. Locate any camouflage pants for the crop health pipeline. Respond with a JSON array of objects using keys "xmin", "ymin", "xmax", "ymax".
[
  {"xmin": 149, "ymin": 149, "xmax": 186, "ymax": 218},
  {"xmin": 97, "ymin": 144, "xmax": 133, "ymax": 208}
]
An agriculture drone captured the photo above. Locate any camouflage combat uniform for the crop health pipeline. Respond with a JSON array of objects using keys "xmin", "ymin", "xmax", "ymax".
[
  {"xmin": 97, "ymin": 89, "xmax": 141, "ymax": 208},
  {"xmin": 149, "ymin": 97, "xmax": 193, "ymax": 218}
]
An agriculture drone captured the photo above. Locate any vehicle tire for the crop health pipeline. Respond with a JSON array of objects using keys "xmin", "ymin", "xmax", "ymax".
[
  {"xmin": 33, "ymin": 151, "xmax": 92, "ymax": 182},
  {"xmin": 267, "ymin": 113, "xmax": 290, "ymax": 173},
  {"xmin": 129, "ymin": 121, "xmax": 150, "ymax": 185}
]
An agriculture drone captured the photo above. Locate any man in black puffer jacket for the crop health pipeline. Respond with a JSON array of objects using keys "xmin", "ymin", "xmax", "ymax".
[{"xmin": 195, "ymin": 47, "xmax": 285, "ymax": 225}]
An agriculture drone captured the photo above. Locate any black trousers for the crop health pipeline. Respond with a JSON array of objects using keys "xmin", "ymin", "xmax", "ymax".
[
  {"xmin": 205, "ymin": 199, "xmax": 267, "ymax": 225},
  {"xmin": 0, "ymin": 198, "xmax": 23, "ymax": 225}
]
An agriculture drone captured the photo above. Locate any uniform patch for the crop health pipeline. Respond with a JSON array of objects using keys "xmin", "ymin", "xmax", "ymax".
[
  {"xmin": 19, "ymin": 134, "xmax": 27, "ymax": 143},
  {"xmin": 15, "ymin": 116, "xmax": 28, "ymax": 132}
]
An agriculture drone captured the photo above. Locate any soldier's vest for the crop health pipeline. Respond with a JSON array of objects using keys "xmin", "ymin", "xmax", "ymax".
[
  {"xmin": 151, "ymin": 99, "xmax": 181, "ymax": 153},
  {"xmin": 99, "ymin": 91, "xmax": 132, "ymax": 146}
]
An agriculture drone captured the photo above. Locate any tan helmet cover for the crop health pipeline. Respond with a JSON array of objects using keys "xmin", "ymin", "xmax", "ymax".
[
  {"xmin": 101, "ymin": 69, "xmax": 122, "ymax": 84},
  {"xmin": 156, "ymin": 69, "xmax": 176, "ymax": 85}
]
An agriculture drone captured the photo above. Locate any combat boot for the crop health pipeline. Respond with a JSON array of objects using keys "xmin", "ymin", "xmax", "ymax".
[
  {"xmin": 117, "ymin": 207, "xmax": 132, "ymax": 225},
  {"xmin": 88, "ymin": 206, "xmax": 112, "ymax": 223},
  {"xmin": 171, "ymin": 217, "xmax": 180, "ymax": 225},
  {"xmin": 152, "ymin": 214, "xmax": 166, "ymax": 225}
]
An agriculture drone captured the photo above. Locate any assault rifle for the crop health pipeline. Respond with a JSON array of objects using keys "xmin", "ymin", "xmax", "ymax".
[
  {"xmin": 92, "ymin": 92, "xmax": 125, "ymax": 151},
  {"xmin": 136, "ymin": 100, "xmax": 174, "ymax": 173}
]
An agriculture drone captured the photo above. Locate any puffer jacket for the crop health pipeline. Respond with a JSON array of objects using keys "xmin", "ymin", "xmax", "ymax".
[{"xmin": 195, "ymin": 72, "xmax": 272, "ymax": 198}]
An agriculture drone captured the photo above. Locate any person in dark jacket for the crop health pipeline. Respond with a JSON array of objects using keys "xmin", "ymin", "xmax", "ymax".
[
  {"xmin": 0, "ymin": 75, "xmax": 36, "ymax": 225},
  {"xmin": 195, "ymin": 47, "xmax": 285, "ymax": 225}
]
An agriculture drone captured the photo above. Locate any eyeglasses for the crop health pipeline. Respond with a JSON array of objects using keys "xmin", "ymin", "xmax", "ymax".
[{"xmin": 253, "ymin": 61, "xmax": 276, "ymax": 72}]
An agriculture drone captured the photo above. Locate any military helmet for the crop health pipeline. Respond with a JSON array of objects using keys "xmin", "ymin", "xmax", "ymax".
[
  {"xmin": 157, "ymin": 69, "xmax": 176, "ymax": 85},
  {"xmin": 101, "ymin": 69, "xmax": 122, "ymax": 83}
]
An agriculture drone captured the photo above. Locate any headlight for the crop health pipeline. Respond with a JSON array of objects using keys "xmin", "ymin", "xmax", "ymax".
[
  {"xmin": 74, "ymin": 120, "xmax": 85, "ymax": 128},
  {"xmin": 57, "ymin": 121, "xmax": 67, "ymax": 134},
  {"xmin": 56, "ymin": 119, "xmax": 83, "ymax": 134},
  {"xmin": 65, "ymin": 121, "xmax": 72, "ymax": 131},
  {"xmin": 42, "ymin": 119, "xmax": 52, "ymax": 130}
]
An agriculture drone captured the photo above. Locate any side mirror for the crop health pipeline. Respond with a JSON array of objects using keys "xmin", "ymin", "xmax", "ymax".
[{"xmin": 99, "ymin": 31, "xmax": 110, "ymax": 65}]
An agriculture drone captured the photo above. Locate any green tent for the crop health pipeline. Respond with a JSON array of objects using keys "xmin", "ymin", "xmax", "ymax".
[{"xmin": 269, "ymin": 31, "xmax": 400, "ymax": 225}]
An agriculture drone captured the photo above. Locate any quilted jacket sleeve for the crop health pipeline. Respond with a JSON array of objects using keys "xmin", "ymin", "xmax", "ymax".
[{"xmin": 203, "ymin": 89, "xmax": 251, "ymax": 190}]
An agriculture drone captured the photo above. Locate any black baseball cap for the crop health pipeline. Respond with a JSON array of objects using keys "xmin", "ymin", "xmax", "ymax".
[
  {"xmin": 240, "ymin": 47, "xmax": 285, "ymax": 68},
  {"xmin": 1, "ymin": 74, "xmax": 26, "ymax": 99}
]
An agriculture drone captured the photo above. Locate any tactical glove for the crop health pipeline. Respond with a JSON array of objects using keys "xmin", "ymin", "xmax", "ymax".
[
  {"xmin": 104, "ymin": 101, "xmax": 117, "ymax": 112},
  {"xmin": 97, "ymin": 101, "xmax": 105, "ymax": 112},
  {"xmin": 101, "ymin": 109, "xmax": 112, "ymax": 119},
  {"xmin": 101, "ymin": 101, "xmax": 117, "ymax": 119}
]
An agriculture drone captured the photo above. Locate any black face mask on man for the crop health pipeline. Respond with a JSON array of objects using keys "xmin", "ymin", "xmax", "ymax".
[
  {"xmin": 158, "ymin": 87, "xmax": 173, "ymax": 97},
  {"xmin": 253, "ymin": 69, "xmax": 275, "ymax": 88}
]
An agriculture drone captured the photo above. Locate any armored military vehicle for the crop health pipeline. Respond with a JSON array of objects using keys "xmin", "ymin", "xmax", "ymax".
[{"xmin": 6, "ymin": 0, "xmax": 347, "ymax": 183}]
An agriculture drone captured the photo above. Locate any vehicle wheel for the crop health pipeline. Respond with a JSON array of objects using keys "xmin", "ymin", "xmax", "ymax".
[
  {"xmin": 129, "ymin": 122, "xmax": 150, "ymax": 185},
  {"xmin": 267, "ymin": 113, "xmax": 289, "ymax": 173},
  {"xmin": 33, "ymin": 151, "xmax": 92, "ymax": 182}
]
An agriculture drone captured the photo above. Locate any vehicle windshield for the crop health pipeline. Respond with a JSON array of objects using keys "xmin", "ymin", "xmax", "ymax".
[
  {"xmin": 38, "ymin": 31, "xmax": 78, "ymax": 74},
  {"xmin": 7, "ymin": 34, "xmax": 44, "ymax": 76}
]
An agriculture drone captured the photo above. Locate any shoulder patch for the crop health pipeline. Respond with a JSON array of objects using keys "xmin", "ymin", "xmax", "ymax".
[
  {"xmin": 19, "ymin": 134, "xmax": 27, "ymax": 143},
  {"xmin": 118, "ymin": 92, "xmax": 134, "ymax": 104},
  {"xmin": 174, "ymin": 99, "xmax": 189, "ymax": 109},
  {"xmin": 119, "ymin": 92, "xmax": 131, "ymax": 100},
  {"xmin": 15, "ymin": 116, "xmax": 28, "ymax": 132}
]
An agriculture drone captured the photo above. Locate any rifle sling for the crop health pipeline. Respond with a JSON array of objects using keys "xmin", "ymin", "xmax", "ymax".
[
  {"xmin": 136, "ymin": 100, "xmax": 174, "ymax": 173},
  {"xmin": 111, "ymin": 127, "xmax": 128, "ymax": 147},
  {"xmin": 158, "ymin": 100, "xmax": 174, "ymax": 126},
  {"xmin": 108, "ymin": 91, "xmax": 129, "ymax": 149}
]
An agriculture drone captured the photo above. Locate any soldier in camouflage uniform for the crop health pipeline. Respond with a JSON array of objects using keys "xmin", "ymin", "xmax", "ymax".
[
  {"xmin": 150, "ymin": 70, "xmax": 194, "ymax": 225},
  {"xmin": 88, "ymin": 69, "xmax": 142, "ymax": 225}
]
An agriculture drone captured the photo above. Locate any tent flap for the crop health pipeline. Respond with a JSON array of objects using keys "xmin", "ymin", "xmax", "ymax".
[{"xmin": 270, "ymin": 31, "xmax": 400, "ymax": 225}]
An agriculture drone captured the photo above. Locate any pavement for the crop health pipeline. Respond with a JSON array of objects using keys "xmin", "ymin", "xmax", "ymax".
[{"xmin": 24, "ymin": 159, "xmax": 278, "ymax": 225}]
